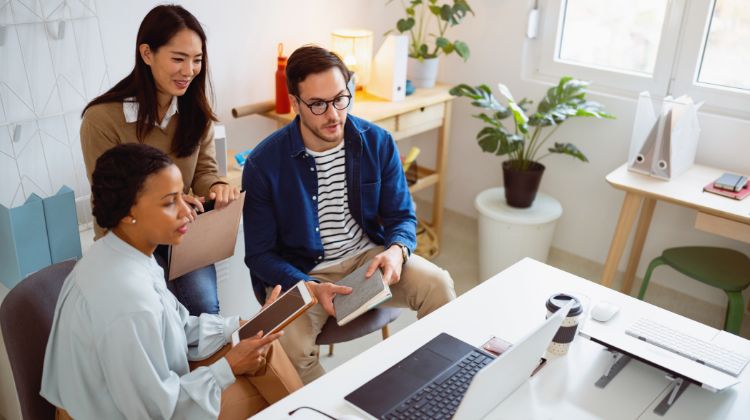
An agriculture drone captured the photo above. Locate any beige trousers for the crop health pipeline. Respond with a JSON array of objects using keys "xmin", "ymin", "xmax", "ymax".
[
  {"xmin": 56, "ymin": 340, "xmax": 303, "ymax": 420},
  {"xmin": 277, "ymin": 246, "xmax": 456, "ymax": 384}
]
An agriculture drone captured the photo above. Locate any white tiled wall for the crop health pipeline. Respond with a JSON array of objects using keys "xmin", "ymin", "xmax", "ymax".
[{"xmin": 0, "ymin": 0, "xmax": 108, "ymax": 211}]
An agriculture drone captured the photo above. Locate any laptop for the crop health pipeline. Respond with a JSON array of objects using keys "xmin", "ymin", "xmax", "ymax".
[{"xmin": 345, "ymin": 301, "xmax": 573, "ymax": 419}]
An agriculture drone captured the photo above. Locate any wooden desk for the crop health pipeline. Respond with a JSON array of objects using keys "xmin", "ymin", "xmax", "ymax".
[
  {"xmin": 253, "ymin": 258, "xmax": 750, "ymax": 419},
  {"xmin": 601, "ymin": 163, "xmax": 750, "ymax": 293},
  {"xmin": 229, "ymin": 85, "xmax": 455, "ymax": 256}
]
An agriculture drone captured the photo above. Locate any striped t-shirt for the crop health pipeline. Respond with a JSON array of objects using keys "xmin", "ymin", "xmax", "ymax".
[{"xmin": 307, "ymin": 142, "xmax": 375, "ymax": 270}]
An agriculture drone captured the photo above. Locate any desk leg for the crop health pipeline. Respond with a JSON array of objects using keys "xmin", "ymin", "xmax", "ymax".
[
  {"xmin": 601, "ymin": 192, "xmax": 642, "ymax": 288},
  {"xmin": 431, "ymin": 101, "xmax": 452, "ymax": 242},
  {"xmin": 621, "ymin": 197, "xmax": 656, "ymax": 295}
]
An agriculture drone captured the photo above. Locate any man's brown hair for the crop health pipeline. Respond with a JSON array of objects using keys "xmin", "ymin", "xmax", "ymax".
[{"xmin": 286, "ymin": 45, "xmax": 351, "ymax": 97}]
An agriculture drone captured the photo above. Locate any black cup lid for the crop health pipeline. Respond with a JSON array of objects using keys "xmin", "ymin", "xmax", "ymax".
[{"xmin": 546, "ymin": 293, "xmax": 583, "ymax": 316}]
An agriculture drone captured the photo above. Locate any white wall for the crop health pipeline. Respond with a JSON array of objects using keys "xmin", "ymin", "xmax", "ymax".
[{"xmin": 431, "ymin": 0, "xmax": 750, "ymax": 306}]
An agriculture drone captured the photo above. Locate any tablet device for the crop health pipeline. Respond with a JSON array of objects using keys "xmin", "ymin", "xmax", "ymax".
[{"xmin": 232, "ymin": 281, "xmax": 316, "ymax": 344}]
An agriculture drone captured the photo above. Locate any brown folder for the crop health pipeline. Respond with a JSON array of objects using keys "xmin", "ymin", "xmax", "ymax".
[{"xmin": 167, "ymin": 192, "xmax": 245, "ymax": 280}]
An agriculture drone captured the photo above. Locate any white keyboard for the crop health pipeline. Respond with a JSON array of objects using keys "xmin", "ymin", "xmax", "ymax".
[{"xmin": 625, "ymin": 318, "xmax": 750, "ymax": 377}]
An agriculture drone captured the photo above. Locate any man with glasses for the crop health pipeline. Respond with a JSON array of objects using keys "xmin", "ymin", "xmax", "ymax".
[{"xmin": 242, "ymin": 45, "xmax": 456, "ymax": 383}]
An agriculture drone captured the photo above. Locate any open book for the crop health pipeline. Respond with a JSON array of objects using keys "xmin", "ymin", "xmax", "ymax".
[
  {"xmin": 333, "ymin": 260, "xmax": 392, "ymax": 326},
  {"xmin": 167, "ymin": 192, "xmax": 245, "ymax": 280}
]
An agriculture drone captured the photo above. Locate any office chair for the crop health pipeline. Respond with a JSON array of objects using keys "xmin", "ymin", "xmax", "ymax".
[
  {"xmin": 638, "ymin": 247, "xmax": 750, "ymax": 335},
  {"xmin": 0, "ymin": 259, "xmax": 76, "ymax": 420}
]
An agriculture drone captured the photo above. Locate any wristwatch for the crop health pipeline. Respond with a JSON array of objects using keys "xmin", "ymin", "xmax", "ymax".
[{"xmin": 394, "ymin": 243, "xmax": 410, "ymax": 265}]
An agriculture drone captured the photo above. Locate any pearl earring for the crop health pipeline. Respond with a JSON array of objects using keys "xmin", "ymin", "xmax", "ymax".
[{"xmin": 131, "ymin": 218, "xmax": 136, "ymax": 224}]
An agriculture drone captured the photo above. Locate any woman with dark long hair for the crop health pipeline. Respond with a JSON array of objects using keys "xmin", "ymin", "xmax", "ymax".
[
  {"xmin": 42, "ymin": 144, "xmax": 302, "ymax": 419},
  {"xmin": 80, "ymin": 5, "xmax": 239, "ymax": 315}
]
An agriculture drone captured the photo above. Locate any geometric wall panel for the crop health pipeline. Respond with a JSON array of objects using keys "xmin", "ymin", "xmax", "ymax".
[{"xmin": 0, "ymin": 0, "xmax": 107, "ymax": 211}]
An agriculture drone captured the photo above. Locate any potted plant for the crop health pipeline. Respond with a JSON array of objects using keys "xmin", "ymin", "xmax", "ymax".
[
  {"xmin": 387, "ymin": 0, "xmax": 473, "ymax": 88},
  {"xmin": 450, "ymin": 77, "xmax": 614, "ymax": 208}
]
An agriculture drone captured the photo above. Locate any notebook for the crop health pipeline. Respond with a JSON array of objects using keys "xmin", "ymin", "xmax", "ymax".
[
  {"xmin": 703, "ymin": 181, "xmax": 750, "ymax": 200},
  {"xmin": 167, "ymin": 192, "xmax": 245, "ymax": 280},
  {"xmin": 333, "ymin": 260, "xmax": 392, "ymax": 326}
]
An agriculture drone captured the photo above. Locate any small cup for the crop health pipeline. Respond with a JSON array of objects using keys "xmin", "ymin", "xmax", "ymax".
[{"xmin": 545, "ymin": 293, "xmax": 583, "ymax": 356}]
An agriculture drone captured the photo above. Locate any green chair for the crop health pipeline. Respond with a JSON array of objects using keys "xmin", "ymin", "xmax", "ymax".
[{"xmin": 638, "ymin": 246, "xmax": 750, "ymax": 335}]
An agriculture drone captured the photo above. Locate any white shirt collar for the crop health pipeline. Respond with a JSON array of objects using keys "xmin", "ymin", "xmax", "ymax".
[{"xmin": 123, "ymin": 96, "xmax": 178, "ymax": 130}]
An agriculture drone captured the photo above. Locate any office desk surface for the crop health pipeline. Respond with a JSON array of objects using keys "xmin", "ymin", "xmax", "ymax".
[
  {"xmin": 255, "ymin": 258, "xmax": 750, "ymax": 419},
  {"xmin": 606, "ymin": 163, "xmax": 750, "ymax": 224}
]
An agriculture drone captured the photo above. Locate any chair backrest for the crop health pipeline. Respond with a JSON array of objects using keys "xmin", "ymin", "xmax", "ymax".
[{"xmin": 0, "ymin": 260, "xmax": 75, "ymax": 420}]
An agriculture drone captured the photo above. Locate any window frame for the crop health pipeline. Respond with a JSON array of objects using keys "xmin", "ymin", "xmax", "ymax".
[{"xmin": 531, "ymin": 0, "xmax": 750, "ymax": 119}]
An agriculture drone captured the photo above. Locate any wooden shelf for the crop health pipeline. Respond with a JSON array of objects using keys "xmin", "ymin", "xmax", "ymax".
[{"xmin": 409, "ymin": 166, "xmax": 439, "ymax": 194}]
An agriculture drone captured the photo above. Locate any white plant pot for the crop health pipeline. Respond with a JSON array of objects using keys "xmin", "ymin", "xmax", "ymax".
[{"xmin": 407, "ymin": 57, "xmax": 439, "ymax": 88}]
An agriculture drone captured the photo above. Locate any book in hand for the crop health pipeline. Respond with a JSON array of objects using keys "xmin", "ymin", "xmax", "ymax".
[
  {"xmin": 703, "ymin": 181, "xmax": 750, "ymax": 200},
  {"xmin": 333, "ymin": 260, "xmax": 392, "ymax": 326}
]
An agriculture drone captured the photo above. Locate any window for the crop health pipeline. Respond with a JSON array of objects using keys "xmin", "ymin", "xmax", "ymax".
[
  {"xmin": 534, "ymin": 0, "xmax": 750, "ymax": 118},
  {"xmin": 557, "ymin": 0, "xmax": 668, "ymax": 76}
]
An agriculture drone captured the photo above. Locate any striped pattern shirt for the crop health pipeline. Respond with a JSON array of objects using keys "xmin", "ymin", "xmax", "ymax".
[{"xmin": 308, "ymin": 142, "xmax": 375, "ymax": 270}]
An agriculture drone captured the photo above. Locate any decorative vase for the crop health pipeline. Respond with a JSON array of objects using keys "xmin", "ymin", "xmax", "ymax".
[
  {"xmin": 502, "ymin": 160, "xmax": 546, "ymax": 208},
  {"xmin": 407, "ymin": 57, "xmax": 439, "ymax": 88}
]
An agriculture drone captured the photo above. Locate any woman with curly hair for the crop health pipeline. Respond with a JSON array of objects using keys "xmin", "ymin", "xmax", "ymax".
[{"xmin": 42, "ymin": 144, "xmax": 302, "ymax": 419}]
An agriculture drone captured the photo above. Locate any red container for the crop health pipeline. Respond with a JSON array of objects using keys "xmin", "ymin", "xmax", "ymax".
[{"xmin": 275, "ymin": 56, "xmax": 290, "ymax": 114}]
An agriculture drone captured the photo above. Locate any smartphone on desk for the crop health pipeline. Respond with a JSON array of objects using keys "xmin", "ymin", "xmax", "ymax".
[{"xmin": 232, "ymin": 281, "xmax": 317, "ymax": 344}]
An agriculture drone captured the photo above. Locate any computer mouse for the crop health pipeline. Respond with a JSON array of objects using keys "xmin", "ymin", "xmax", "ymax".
[{"xmin": 591, "ymin": 301, "xmax": 620, "ymax": 322}]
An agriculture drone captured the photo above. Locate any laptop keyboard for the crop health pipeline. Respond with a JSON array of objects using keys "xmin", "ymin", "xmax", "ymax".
[
  {"xmin": 625, "ymin": 318, "xmax": 750, "ymax": 377},
  {"xmin": 382, "ymin": 350, "xmax": 494, "ymax": 420}
]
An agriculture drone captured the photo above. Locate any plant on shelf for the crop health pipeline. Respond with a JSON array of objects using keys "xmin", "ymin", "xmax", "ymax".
[
  {"xmin": 449, "ymin": 76, "xmax": 615, "ymax": 207},
  {"xmin": 387, "ymin": 0, "xmax": 474, "ymax": 88},
  {"xmin": 387, "ymin": 0, "xmax": 473, "ymax": 61}
]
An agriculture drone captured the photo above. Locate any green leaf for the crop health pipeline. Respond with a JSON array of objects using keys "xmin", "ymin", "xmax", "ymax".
[
  {"xmin": 497, "ymin": 83, "xmax": 515, "ymax": 102},
  {"xmin": 453, "ymin": 40, "xmax": 469, "ymax": 60},
  {"xmin": 429, "ymin": 5, "xmax": 441, "ymax": 15},
  {"xmin": 406, "ymin": 7, "xmax": 415, "ymax": 16},
  {"xmin": 397, "ymin": 17, "xmax": 415, "ymax": 33},
  {"xmin": 476, "ymin": 126, "xmax": 522, "ymax": 156},
  {"xmin": 435, "ymin": 36, "xmax": 449, "ymax": 49},
  {"xmin": 440, "ymin": 4, "xmax": 452, "ymax": 21},
  {"xmin": 548, "ymin": 142, "xmax": 588, "ymax": 162}
]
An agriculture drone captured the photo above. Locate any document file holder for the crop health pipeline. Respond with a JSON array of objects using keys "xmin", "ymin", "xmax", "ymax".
[
  {"xmin": 0, "ymin": 194, "xmax": 52, "ymax": 288},
  {"xmin": 628, "ymin": 92, "xmax": 702, "ymax": 180},
  {"xmin": 43, "ymin": 186, "xmax": 82, "ymax": 264},
  {"xmin": 367, "ymin": 35, "xmax": 408, "ymax": 102}
]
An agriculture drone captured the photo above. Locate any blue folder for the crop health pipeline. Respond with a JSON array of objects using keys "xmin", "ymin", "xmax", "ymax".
[{"xmin": 43, "ymin": 186, "xmax": 82, "ymax": 264}]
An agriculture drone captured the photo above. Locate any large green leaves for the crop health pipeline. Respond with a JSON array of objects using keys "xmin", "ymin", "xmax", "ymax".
[
  {"xmin": 529, "ymin": 76, "xmax": 614, "ymax": 127},
  {"xmin": 451, "ymin": 77, "xmax": 614, "ymax": 166},
  {"xmin": 477, "ymin": 126, "xmax": 523, "ymax": 156},
  {"xmin": 548, "ymin": 142, "xmax": 588, "ymax": 162}
]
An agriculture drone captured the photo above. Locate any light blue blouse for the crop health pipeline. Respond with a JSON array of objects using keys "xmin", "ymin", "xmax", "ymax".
[{"xmin": 41, "ymin": 233, "xmax": 240, "ymax": 419}]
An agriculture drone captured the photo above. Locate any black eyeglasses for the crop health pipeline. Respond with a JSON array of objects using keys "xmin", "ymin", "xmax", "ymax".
[{"xmin": 295, "ymin": 91, "xmax": 352, "ymax": 115}]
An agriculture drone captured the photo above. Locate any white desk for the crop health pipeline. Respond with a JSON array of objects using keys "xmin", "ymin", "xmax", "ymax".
[{"xmin": 255, "ymin": 258, "xmax": 750, "ymax": 419}]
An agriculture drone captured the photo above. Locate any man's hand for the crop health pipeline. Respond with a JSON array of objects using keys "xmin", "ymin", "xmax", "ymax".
[
  {"xmin": 209, "ymin": 183, "xmax": 241, "ymax": 209},
  {"xmin": 225, "ymin": 331, "xmax": 281, "ymax": 376},
  {"xmin": 366, "ymin": 245, "xmax": 404, "ymax": 286},
  {"xmin": 262, "ymin": 285, "xmax": 282, "ymax": 309},
  {"xmin": 307, "ymin": 282, "xmax": 352, "ymax": 316}
]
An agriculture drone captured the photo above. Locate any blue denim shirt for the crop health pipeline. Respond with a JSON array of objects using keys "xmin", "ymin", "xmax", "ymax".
[{"xmin": 242, "ymin": 114, "xmax": 416, "ymax": 298}]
